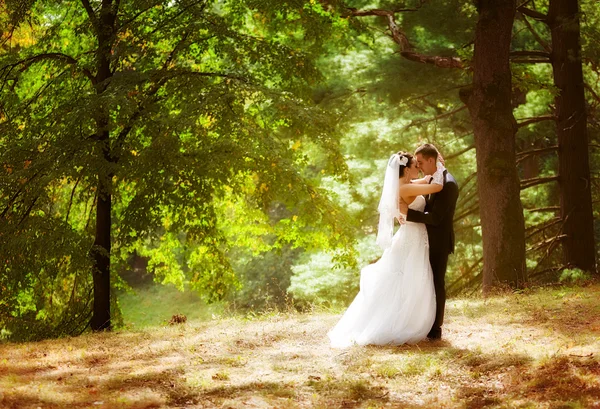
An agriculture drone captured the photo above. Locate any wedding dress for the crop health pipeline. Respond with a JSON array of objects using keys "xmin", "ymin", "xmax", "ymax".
[{"xmin": 328, "ymin": 193, "xmax": 436, "ymax": 348}]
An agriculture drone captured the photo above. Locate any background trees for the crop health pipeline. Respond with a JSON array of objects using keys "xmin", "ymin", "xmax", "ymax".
[
  {"xmin": 547, "ymin": 0, "xmax": 595, "ymax": 272},
  {"xmin": 462, "ymin": 0, "xmax": 527, "ymax": 291},
  {"xmin": 1, "ymin": 0, "xmax": 598, "ymax": 341},
  {"xmin": 0, "ymin": 0, "xmax": 355, "ymax": 339}
]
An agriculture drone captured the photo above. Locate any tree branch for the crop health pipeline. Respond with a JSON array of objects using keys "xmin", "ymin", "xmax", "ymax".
[
  {"xmin": 457, "ymin": 186, "xmax": 478, "ymax": 208},
  {"xmin": 404, "ymin": 105, "xmax": 467, "ymax": 129},
  {"xmin": 445, "ymin": 144, "xmax": 475, "ymax": 160},
  {"xmin": 525, "ymin": 217, "xmax": 561, "ymax": 240},
  {"xmin": 510, "ymin": 50, "xmax": 551, "ymax": 58},
  {"xmin": 84, "ymin": 189, "xmax": 98, "ymax": 232},
  {"xmin": 400, "ymin": 50, "xmax": 464, "ymax": 69},
  {"xmin": 346, "ymin": 0, "xmax": 427, "ymax": 16},
  {"xmin": 163, "ymin": 70, "xmax": 248, "ymax": 83},
  {"xmin": 585, "ymin": 83, "xmax": 600, "ymax": 106},
  {"xmin": 511, "ymin": 58, "xmax": 552, "ymax": 64},
  {"xmin": 517, "ymin": 114, "xmax": 555, "ymax": 128},
  {"xmin": 525, "ymin": 206, "xmax": 560, "ymax": 213},
  {"xmin": 65, "ymin": 175, "xmax": 82, "ymax": 224},
  {"xmin": 111, "ymin": 35, "xmax": 231, "ymax": 161},
  {"xmin": 117, "ymin": 2, "xmax": 159, "ymax": 30},
  {"xmin": 1, "ymin": 169, "xmax": 43, "ymax": 219},
  {"xmin": 517, "ymin": 6, "xmax": 548, "ymax": 22},
  {"xmin": 160, "ymin": 31, "xmax": 190, "ymax": 71},
  {"xmin": 347, "ymin": 7, "xmax": 463, "ymax": 69},
  {"xmin": 81, "ymin": 0, "xmax": 100, "ymax": 33},
  {"xmin": 520, "ymin": 175, "xmax": 559, "ymax": 190},
  {"xmin": 447, "ymin": 256, "xmax": 483, "ymax": 296},
  {"xmin": 516, "ymin": 145, "xmax": 558, "ymax": 163},
  {"xmin": 348, "ymin": 8, "xmax": 395, "ymax": 17},
  {"xmin": 0, "ymin": 52, "xmax": 96, "ymax": 87},
  {"xmin": 454, "ymin": 204, "xmax": 479, "ymax": 223},
  {"xmin": 517, "ymin": 12, "xmax": 551, "ymax": 52},
  {"xmin": 403, "ymin": 84, "xmax": 471, "ymax": 103},
  {"xmin": 529, "ymin": 208, "xmax": 576, "ymax": 275},
  {"xmin": 458, "ymin": 171, "xmax": 477, "ymax": 195},
  {"xmin": 150, "ymin": 0, "xmax": 207, "ymax": 34},
  {"xmin": 527, "ymin": 234, "xmax": 567, "ymax": 253},
  {"xmin": 17, "ymin": 196, "xmax": 39, "ymax": 226}
]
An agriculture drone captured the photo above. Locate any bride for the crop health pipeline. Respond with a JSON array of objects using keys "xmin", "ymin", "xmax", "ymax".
[{"xmin": 328, "ymin": 151, "xmax": 445, "ymax": 347}]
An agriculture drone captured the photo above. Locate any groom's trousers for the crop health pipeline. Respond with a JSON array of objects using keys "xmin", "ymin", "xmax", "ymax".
[{"xmin": 429, "ymin": 246, "xmax": 450, "ymax": 333}]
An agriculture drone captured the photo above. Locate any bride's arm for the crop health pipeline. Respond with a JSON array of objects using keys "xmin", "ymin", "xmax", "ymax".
[
  {"xmin": 411, "ymin": 160, "xmax": 446, "ymax": 185},
  {"xmin": 410, "ymin": 175, "xmax": 432, "ymax": 184},
  {"xmin": 398, "ymin": 196, "xmax": 409, "ymax": 218},
  {"xmin": 400, "ymin": 182, "xmax": 442, "ymax": 197},
  {"xmin": 400, "ymin": 161, "xmax": 445, "ymax": 196}
]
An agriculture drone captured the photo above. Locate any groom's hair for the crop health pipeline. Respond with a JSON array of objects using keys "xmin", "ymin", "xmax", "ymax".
[{"xmin": 415, "ymin": 143, "xmax": 439, "ymax": 161}]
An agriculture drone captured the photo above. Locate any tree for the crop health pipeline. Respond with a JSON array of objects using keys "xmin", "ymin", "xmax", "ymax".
[
  {"xmin": 548, "ymin": 0, "xmax": 595, "ymax": 272},
  {"xmin": 516, "ymin": 0, "xmax": 596, "ymax": 274},
  {"xmin": 0, "ymin": 0, "xmax": 354, "ymax": 337},
  {"xmin": 343, "ymin": 0, "xmax": 527, "ymax": 291},
  {"xmin": 461, "ymin": 0, "xmax": 527, "ymax": 291}
]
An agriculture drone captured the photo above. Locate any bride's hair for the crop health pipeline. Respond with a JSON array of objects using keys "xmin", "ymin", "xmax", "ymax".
[{"xmin": 396, "ymin": 151, "xmax": 414, "ymax": 178}]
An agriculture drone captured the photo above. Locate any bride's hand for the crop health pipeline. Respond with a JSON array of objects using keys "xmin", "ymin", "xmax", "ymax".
[{"xmin": 436, "ymin": 150, "xmax": 445, "ymax": 166}]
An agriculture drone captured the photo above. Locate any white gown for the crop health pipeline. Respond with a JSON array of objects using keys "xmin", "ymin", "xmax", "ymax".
[{"xmin": 328, "ymin": 195, "xmax": 436, "ymax": 348}]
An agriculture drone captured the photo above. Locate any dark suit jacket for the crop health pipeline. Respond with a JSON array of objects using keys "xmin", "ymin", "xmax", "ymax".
[{"xmin": 406, "ymin": 170, "xmax": 459, "ymax": 255}]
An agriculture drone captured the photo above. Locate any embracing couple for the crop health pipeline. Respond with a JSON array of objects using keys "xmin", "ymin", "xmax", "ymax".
[{"xmin": 329, "ymin": 143, "xmax": 459, "ymax": 347}]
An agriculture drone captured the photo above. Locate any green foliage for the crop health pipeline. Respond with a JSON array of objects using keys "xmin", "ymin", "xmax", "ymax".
[
  {"xmin": 0, "ymin": 0, "xmax": 356, "ymax": 340},
  {"xmin": 1, "ymin": 0, "xmax": 598, "ymax": 336},
  {"xmin": 288, "ymin": 236, "xmax": 380, "ymax": 307},
  {"xmin": 228, "ymin": 245, "xmax": 301, "ymax": 310},
  {"xmin": 559, "ymin": 268, "xmax": 592, "ymax": 285},
  {"xmin": 0, "ymin": 214, "xmax": 93, "ymax": 341}
]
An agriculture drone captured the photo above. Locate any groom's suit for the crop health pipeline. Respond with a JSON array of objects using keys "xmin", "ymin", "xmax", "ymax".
[{"xmin": 406, "ymin": 170, "xmax": 459, "ymax": 338}]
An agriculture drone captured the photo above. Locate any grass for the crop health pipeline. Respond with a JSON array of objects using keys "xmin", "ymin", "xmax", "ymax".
[
  {"xmin": 1, "ymin": 283, "xmax": 600, "ymax": 408},
  {"xmin": 117, "ymin": 283, "xmax": 225, "ymax": 329}
]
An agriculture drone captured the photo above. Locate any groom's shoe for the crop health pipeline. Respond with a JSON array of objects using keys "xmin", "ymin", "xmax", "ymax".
[{"xmin": 427, "ymin": 328, "xmax": 442, "ymax": 340}]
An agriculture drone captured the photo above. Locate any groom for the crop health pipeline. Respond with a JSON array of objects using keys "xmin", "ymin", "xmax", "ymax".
[{"xmin": 405, "ymin": 143, "xmax": 459, "ymax": 340}]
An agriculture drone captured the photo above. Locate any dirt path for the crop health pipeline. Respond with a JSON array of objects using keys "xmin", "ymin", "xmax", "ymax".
[{"xmin": 1, "ymin": 284, "xmax": 600, "ymax": 408}]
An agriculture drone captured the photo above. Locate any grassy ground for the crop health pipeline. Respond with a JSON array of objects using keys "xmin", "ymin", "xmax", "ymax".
[
  {"xmin": 1, "ymin": 283, "xmax": 600, "ymax": 409},
  {"xmin": 117, "ymin": 284, "xmax": 225, "ymax": 329}
]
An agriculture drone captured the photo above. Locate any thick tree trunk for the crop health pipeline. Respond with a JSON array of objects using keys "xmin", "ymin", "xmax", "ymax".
[
  {"xmin": 462, "ymin": 0, "xmax": 527, "ymax": 292},
  {"xmin": 89, "ymin": 1, "xmax": 117, "ymax": 331},
  {"xmin": 549, "ymin": 0, "xmax": 597, "ymax": 273}
]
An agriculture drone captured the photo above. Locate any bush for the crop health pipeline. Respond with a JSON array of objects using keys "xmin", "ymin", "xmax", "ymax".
[
  {"xmin": 558, "ymin": 268, "xmax": 592, "ymax": 284},
  {"xmin": 288, "ymin": 236, "xmax": 380, "ymax": 308}
]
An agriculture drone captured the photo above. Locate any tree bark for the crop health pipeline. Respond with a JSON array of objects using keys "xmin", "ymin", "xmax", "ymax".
[
  {"xmin": 462, "ymin": 0, "xmax": 527, "ymax": 292},
  {"xmin": 548, "ymin": 0, "xmax": 597, "ymax": 273},
  {"xmin": 89, "ymin": 0, "xmax": 117, "ymax": 331},
  {"xmin": 90, "ymin": 177, "xmax": 112, "ymax": 330}
]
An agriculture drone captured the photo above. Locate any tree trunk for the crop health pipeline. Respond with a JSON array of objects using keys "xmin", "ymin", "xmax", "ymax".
[
  {"xmin": 522, "ymin": 154, "xmax": 540, "ymax": 180},
  {"xmin": 462, "ymin": 0, "xmax": 527, "ymax": 292},
  {"xmin": 89, "ymin": 1, "xmax": 117, "ymax": 331},
  {"xmin": 549, "ymin": 0, "xmax": 597, "ymax": 273},
  {"xmin": 90, "ymin": 178, "xmax": 112, "ymax": 330}
]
